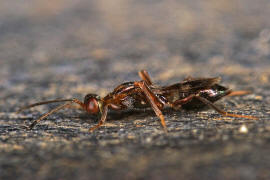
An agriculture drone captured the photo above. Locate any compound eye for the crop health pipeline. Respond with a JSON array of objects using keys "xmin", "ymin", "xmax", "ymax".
[{"xmin": 87, "ymin": 98, "xmax": 99, "ymax": 114}]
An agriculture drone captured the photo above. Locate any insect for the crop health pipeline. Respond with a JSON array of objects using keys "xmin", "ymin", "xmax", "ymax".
[{"xmin": 17, "ymin": 70, "xmax": 257, "ymax": 133}]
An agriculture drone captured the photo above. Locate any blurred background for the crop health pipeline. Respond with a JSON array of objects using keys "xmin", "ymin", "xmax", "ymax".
[
  {"xmin": 1, "ymin": 1, "xmax": 270, "ymax": 179},
  {"xmin": 1, "ymin": 0, "xmax": 269, "ymax": 99},
  {"xmin": 1, "ymin": 0, "xmax": 270, "ymax": 62},
  {"xmin": 1, "ymin": 0, "xmax": 270, "ymax": 73}
]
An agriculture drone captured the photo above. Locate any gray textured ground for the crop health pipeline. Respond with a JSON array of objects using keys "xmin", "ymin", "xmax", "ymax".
[{"xmin": 1, "ymin": 1, "xmax": 270, "ymax": 179}]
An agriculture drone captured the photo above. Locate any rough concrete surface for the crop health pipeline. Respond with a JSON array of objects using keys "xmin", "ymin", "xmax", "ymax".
[{"xmin": 1, "ymin": 1, "xmax": 270, "ymax": 180}]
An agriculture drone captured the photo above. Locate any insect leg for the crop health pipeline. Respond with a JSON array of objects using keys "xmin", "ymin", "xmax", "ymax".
[
  {"xmin": 194, "ymin": 96, "xmax": 258, "ymax": 120},
  {"xmin": 89, "ymin": 105, "xmax": 108, "ymax": 132},
  {"xmin": 134, "ymin": 81, "xmax": 167, "ymax": 133},
  {"xmin": 26, "ymin": 98, "xmax": 85, "ymax": 129},
  {"xmin": 171, "ymin": 94, "xmax": 196, "ymax": 110},
  {"xmin": 138, "ymin": 70, "xmax": 153, "ymax": 85},
  {"xmin": 227, "ymin": 90, "xmax": 251, "ymax": 96}
]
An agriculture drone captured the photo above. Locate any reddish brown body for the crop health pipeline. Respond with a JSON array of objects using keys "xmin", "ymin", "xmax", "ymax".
[{"xmin": 18, "ymin": 70, "xmax": 257, "ymax": 133}]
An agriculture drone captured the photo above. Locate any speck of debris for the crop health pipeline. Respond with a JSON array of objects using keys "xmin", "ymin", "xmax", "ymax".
[{"xmin": 239, "ymin": 125, "xmax": 248, "ymax": 134}]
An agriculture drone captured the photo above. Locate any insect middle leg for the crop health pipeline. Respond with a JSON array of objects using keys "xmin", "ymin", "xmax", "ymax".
[
  {"xmin": 138, "ymin": 70, "xmax": 153, "ymax": 85},
  {"xmin": 134, "ymin": 81, "xmax": 167, "ymax": 133}
]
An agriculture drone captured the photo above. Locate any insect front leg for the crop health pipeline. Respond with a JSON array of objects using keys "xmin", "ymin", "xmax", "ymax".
[
  {"xmin": 134, "ymin": 81, "xmax": 167, "ymax": 133},
  {"xmin": 88, "ymin": 105, "xmax": 109, "ymax": 132}
]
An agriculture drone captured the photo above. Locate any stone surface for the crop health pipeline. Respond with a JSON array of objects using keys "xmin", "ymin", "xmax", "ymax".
[{"xmin": 1, "ymin": 1, "xmax": 270, "ymax": 179}]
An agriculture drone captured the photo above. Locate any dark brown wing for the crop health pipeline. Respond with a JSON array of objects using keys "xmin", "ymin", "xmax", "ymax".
[{"xmin": 161, "ymin": 77, "xmax": 221, "ymax": 93}]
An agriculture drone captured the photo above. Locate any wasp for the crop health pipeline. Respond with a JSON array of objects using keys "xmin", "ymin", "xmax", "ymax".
[{"xmin": 17, "ymin": 70, "xmax": 257, "ymax": 133}]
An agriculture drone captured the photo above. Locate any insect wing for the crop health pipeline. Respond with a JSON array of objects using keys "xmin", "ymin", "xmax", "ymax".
[{"xmin": 162, "ymin": 77, "xmax": 221, "ymax": 93}]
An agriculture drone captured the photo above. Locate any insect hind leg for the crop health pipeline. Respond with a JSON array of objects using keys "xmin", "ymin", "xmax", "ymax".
[
  {"xmin": 194, "ymin": 96, "xmax": 258, "ymax": 120},
  {"xmin": 227, "ymin": 90, "xmax": 251, "ymax": 96}
]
